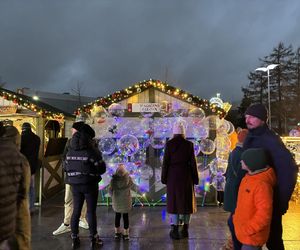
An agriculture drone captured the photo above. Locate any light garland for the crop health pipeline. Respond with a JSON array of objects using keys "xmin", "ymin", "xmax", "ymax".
[{"xmin": 76, "ymin": 79, "xmax": 228, "ymax": 118}]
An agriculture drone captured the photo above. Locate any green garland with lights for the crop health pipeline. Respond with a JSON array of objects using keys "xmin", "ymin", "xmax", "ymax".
[
  {"xmin": 0, "ymin": 88, "xmax": 65, "ymax": 120},
  {"xmin": 76, "ymin": 79, "xmax": 227, "ymax": 118}
]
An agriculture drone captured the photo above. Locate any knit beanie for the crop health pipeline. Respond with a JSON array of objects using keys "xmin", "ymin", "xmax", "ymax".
[
  {"xmin": 237, "ymin": 129, "xmax": 248, "ymax": 144},
  {"xmin": 72, "ymin": 121, "xmax": 84, "ymax": 131},
  {"xmin": 245, "ymin": 104, "xmax": 268, "ymax": 122},
  {"xmin": 172, "ymin": 122, "xmax": 185, "ymax": 135},
  {"xmin": 22, "ymin": 122, "xmax": 31, "ymax": 131},
  {"xmin": 241, "ymin": 148, "xmax": 268, "ymax": 172},
  {"xmin": 80, "ymin": 124, "xmax": 96, "ymax": 138}
]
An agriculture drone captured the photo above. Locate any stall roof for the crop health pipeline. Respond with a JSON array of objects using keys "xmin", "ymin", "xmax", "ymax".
[
  {"xmin": 0, "ymin": 87, "xmax": 74, "ymax": 119},
  {"xmin": 76, "ymin": 79, "xmax": 228, "ymax": 118}
]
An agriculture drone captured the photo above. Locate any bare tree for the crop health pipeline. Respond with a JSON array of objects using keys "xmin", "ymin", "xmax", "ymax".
[{"xmin": 72, "ymin": 81, "xmax": 85, "ymax": 106}]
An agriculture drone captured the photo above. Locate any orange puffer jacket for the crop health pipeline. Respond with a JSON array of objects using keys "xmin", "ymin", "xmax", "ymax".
[{"xmin": 233, "ymin": 167, "xmax": 276, "ymax": 246}]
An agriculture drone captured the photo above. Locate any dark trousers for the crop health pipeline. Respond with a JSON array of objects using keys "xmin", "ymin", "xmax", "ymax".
[
  {"xmin": 266, "ymin": 206, "xmax": 284, "ymax": 250},
  {"xmin": 115, "ymin": 212, "xmax": 129, "ymax": 229},
  {"xmin": 71, "ymin": 183, "xmax": 99, "ymax": 239},
  {"xmin": 228, "ymin": 213, "xmax": 242, "ymax": 250}
]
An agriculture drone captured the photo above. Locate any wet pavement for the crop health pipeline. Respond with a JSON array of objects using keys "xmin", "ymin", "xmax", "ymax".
[{"xmin": 31, "ymin": 192, "xmax": 300, "ymax": 250}]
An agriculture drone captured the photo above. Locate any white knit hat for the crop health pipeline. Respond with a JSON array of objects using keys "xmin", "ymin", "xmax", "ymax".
[{"xmin": 172, "ymin": 122, "xmax": 185, "ymax": 135}]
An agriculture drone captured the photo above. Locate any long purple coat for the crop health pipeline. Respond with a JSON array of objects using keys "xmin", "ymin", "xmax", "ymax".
[{"xmin": 161, "ymin": 135, "xmax": 199, "ymax": 214}]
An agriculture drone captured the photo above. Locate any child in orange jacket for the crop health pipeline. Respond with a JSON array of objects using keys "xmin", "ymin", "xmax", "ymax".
[{"xmin": 233, "ymin": 148, "xmax": 276, "ymax": 250}]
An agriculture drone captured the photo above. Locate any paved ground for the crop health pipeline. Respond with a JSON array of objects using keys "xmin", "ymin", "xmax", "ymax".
[{"xmin": 31, "ymin": 193, "xmax": 300, "ymax": 250}]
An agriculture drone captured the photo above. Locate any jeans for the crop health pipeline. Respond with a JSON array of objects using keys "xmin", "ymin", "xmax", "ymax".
[
  {"xmin": 169, "ymin": 214, "xmax": 191, "ymax": 225},
  {"xmin": 228, "ymin": 213, "xmax": 242, "ymax": 250},
  {"xmin": 71, "ymin": 183, "xmax": 99, "ymax": 239},
  {"xmin": 115, "ymin": 213, "xmax": 129, "ymax": 229}
]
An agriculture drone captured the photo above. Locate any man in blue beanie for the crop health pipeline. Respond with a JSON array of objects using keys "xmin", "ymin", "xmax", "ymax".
[{"xmin": 243, "ymin": 103, "xmax": 298, "ymax": 250}]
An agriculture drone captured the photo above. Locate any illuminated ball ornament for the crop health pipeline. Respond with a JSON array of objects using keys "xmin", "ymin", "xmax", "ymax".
[
  {"xmin": 98, "ymin": 138, "xmax": 116, "ymax": 155},
  {"xmin": 189, "ymin": 139, "xmax": 201, "ymax": 156},
  {"xmin": 209, "ymin": 93, "xmax": 224, "ymax": 108},
  {"xmin": 289, "ymin": 129, "xmax": 300, "ymax": 137},
  {"xmin": 108, "ymin": 103, "xmax": 125, "ymax": 117},
  {"xmin": 150, "ymin": 136, "xmax": 166, "ymax": 149},
  {"xmin": 199, "ymin": 139, "xmax": 215, "ymax": 155},
  {"xmin": 138, "ymin": 164, "xmax": 154, "ymax": 180},
  {"xmin": 117, "ymin": 134, "xmax": 140, "ymax": 156},
  {"xmin": 188, "ymin": 107, "xmax": 205, "ymax": 120}
]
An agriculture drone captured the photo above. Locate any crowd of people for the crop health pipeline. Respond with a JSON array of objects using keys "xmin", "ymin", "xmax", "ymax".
[{"xmin": 0, "ymin": 103, "xmax": 298, "ymax": 250}]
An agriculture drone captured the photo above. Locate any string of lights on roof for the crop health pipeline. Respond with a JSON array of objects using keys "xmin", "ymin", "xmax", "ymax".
[
  {"xmin": 76, "ymin": 79, "xmax": 228, "ymax": 118},
  {"xmin": 0, "ymin": 89, "xmax": 65, "ymax": 120}
]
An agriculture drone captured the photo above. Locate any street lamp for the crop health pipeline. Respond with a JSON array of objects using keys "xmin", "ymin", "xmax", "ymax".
[{"xmin": 255, "ymin": 64, "xmax": 279, "ymax": 128}]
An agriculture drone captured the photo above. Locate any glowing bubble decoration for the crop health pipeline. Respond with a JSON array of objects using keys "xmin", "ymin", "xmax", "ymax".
[
  {"xmin": 130, "ymin": 149, "xmax": 147, "ymax": 164},
  {"xmin": 214, "ymin": 136, "xmax": 231, "ymax": 152},
  {"xmin": 203, "ymin": 115, "xmax": 224, "ymax": 130},
  {"xmin": 289, "ymin": 129, "xmax": 300, "ymax": 137},
  {"xmin": 226, "ymin": 121, "xmax": 235, "ymax": 135},
  {"xmin": 199, "ymin": 139, "xmax": 215, "ymax": 155},
  {"xmin": 117, "ymin": 134, "xmax": 139, "ymax": 156},
  {"xmin": 98, "ymin": 138, "xmax": 116, "ymax": 155},
  {"xmin": 211, "ymin": 172, "xmax": 226, "ymax": 191},
  {"xmin": 209, "ymin": 158, "xmax": 228, "ymax": 175},
  {"xmin": 108, "ymin": 103, "xmax": 125, "ymax": 117},
  {"xmin": 138, "ymin": 164, "xmax": 154, "ymax": 180},
  {"xmin": 90, "ymin": 105, "xmax": 108, "ymax": 122},
  {"xmin": 75, "ymin": 111, "xmax": 89, "ymax": 122},
  {"xmin": 98, "ymin": 172, "xmax": 112, "ymax": 190},
  {"xmin": 160, "ymin": 100, "xmax": 170, "ymax": 117},
  {"xmin": 150, "ymin": 136, "xmax": 166, "ymax": 149},
  {"xmin": 109, "ymin": 152, "xmax": 125, "ymax": 164},
  {"xmin": 189, "ymin": 139, "xmax": 201, "ymax": 156},
  {"xmin": 170, "ymin": 102, "xmax": 188, "ymax": 117},
  {"xmin": 216, "ymin": 150, "xmax": 230, "ymax": 161},
  {"xmin": 152, "ymin": 118, "xmax": 172, "ymax": 138},
  {"xmin": 188, "ymin": 107, "xmax": 205, "ymax": 120},
  {"xmin": 138, "ymin": 137, "xmax": 151, "ymax": 150},
  {"xmin": 186, "ymin": 121, "xmax": 208, "ymax": 139}
]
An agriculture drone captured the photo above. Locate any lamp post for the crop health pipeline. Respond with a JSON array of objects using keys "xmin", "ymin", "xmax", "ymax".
[{"xmin": 255, "ymin": 64, "xmax": 279, "ymax": 128}]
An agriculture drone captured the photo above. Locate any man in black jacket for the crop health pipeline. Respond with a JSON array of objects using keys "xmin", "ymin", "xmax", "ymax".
[
  {"xmin": 243, "ymin": 103, "xmax": 298, "ymax": 250},
  {"xmin": 20, "ymin": 122, "xmax": 41, "ymax": 214}
]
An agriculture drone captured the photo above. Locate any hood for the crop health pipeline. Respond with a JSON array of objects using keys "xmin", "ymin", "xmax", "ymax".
[
  {"xmin": 247, "ymin": 167, "xmax": 276, "ymax": 188},
  {"xmin": 70, "ymin": 131, "xmax": 91, "ymax": 150},
  {"xmin": 111, "ymin": 173, "xmax": 132, "ymax": 190}
]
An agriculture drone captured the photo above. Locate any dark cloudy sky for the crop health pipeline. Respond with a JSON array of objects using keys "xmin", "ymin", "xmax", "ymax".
[{"xmin": 1, "ymin": 0, "xmax": 300, "ymax": 102}]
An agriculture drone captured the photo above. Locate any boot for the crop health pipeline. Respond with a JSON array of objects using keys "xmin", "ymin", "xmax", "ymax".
[
  {"xmin": 71, "ymin": 237, "xmax": 80, "ymax": 249},
  {"xmin": 181, "ymin": 224, "xmax": 189, "ymax": 238},
  {"xmin": 169, "ymin": 225, "xmax": 180, "ymax": 240},
  {"xmin": 123, "ymin": 228, "xmax": 130, "ymax": 241},
  {"xmin": 114, "ymin": 227, "xmax": 122, "ymax": 240},
  {"xmin": 90, "ymin": 235, "xmax": 103, "ymax": 249}
]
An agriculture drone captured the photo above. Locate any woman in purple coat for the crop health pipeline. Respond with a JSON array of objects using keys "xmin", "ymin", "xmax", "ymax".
[{"xmin": 161, "ymin": 122, "xmax": 199, "ymax": 240}]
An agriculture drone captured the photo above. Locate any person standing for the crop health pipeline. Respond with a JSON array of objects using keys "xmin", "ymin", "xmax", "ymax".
[
  {"xmin": 20, "ymin": 122, "xmax": 41, "ymax": 214},
  {"xmin": 243, "ymin": 103, "xmax": 298, "ymax": 250},
  {"xmin": 0, "ymin": 123, "xmax": 31, "ymax": 250},
  {"xmin": 161, "ymin": 122, "xmax": 199, "ymax": 240},
  {"xmin": 65, "ymin": 124, "xmax": 106, "ymax": 249},
  {"xmin": 223, "ymin": 129, "xmax": 248, "ymax": 250},
  {"xmin": 53, "ymin": 121, "xmax": 89, "ymax": 236},
  {"xmin": 233, "ymin": 148, "xmax": 276, "ymax": 250},
  {"xmin": 109, "ymin": 164, "xmax": 133, "ymax": 240}
]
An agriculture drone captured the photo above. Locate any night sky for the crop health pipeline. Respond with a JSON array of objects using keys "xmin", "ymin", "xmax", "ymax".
[{"xmin": 1, "ymin": 0, "xmax": 300, "ymax": 102}]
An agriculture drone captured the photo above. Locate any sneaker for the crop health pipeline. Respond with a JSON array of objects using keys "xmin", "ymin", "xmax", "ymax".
[
  {"xmin": 53, "ymin": 223, "xmax": 71, "ymax": 235},
  {"xmin": 79, "ymin": 219, "xmax": 89, "ymax": 229},
  {"xmin": 123, "ymin": 228, "xmax": 129, "ymax": 241}
]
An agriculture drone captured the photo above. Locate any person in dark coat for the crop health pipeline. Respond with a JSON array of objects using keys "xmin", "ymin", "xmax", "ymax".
[
  {"xmin": 20, "ymin": 122, "xmax": 41, "ymax": 213},
  {"xmin": 223, "ymin": 128, "xmax": 248, "ymax": 250},
  {"xmin": 161, "ymin": 122, "xmax": 199, "ymax": 240},
  {"xmin": 64, "ymin": 124, "xmax": 106, "ymax": 249},
  {"xmin": 0, "ymin": 123, "xmax": 31, "ymax": 250},
  {"xmin": 243, "ymin": 103, "xmax": 298, "ymax": 250}
]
